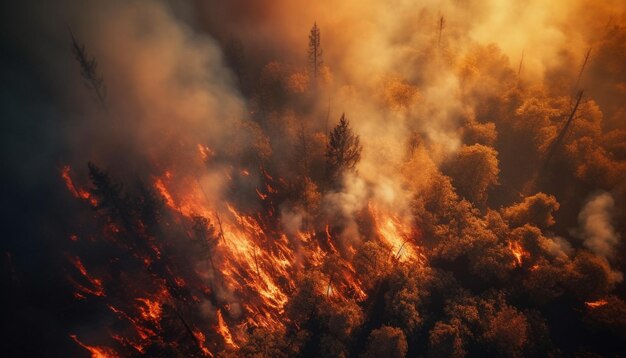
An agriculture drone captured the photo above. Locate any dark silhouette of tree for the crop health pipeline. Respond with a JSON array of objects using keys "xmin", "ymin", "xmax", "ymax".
[
  {"xmin": 135, "ymin": 181, "xmax": 163, "ymax": 236},
  {"xmin": 69, "ymin": 28, "xmax": 106, "ymax": 108},
  {"xmin": 325, "ymin": 114, "xmax": 362, "ymax": 184},
  {"xmin": 308, "ymin": 22, "xmax": 323, "ymax": 84},
  {"xmin": 88, "ymin": 162, "xmax": 132, "ymax": 225},
  {"xmin": 191, "ymin": 215, "xmax": 218, "ymax": 273}
]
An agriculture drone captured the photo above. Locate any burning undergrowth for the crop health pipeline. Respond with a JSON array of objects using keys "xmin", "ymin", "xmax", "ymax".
[{"xmin": 2, "ymin": 0, "xmax": 626, "ymax": 357}]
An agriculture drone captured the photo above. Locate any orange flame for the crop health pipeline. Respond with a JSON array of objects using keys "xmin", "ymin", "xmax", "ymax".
[
  {"xmin": 368, "ymin": 202, "xmax": 420, "ymax": 263},
  {"xmin": 154, "ymin": 178, "xmax": 177, "ymax": 209},
  {"xmin": 585, "ymin": 299, "xmax": 608, "ymax": 308},
  {"xmin": 70, "ymin": 335, "xmax": 119, "ymax": 358},
  {"xmin": 68, "ymin": 256, "xmax": 105, "ymax": 297},
  {"xmin": 61, "ymin": 165, "xmax": 97, "ymax": 205},
  {"xmin": 509, "ymin": 241, "xmax": 528, "ymax": 267},
  {"xmin": 61, "ymin": 165, "xmax": 80, "ymax": 197},
  {"xmin": 216, "ymin": 309, "xmax": 238, "ymax": 348},
  {"xmin": 136, "ymin": 298, "xmax": 162, "ymax": 321},
  {"xmin": 193, "ymin": 329, "xmax": 214, "ymax": 357}
]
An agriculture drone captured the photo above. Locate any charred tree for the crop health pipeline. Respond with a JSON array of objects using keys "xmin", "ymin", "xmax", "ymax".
[
  {"xmin": 135, "ymin": 180, "xmax": 163, "ymax": 236},
  {"xmin": 191, "ymin": 215, "xmax": 218, "ymax": 274},
  {"xmin": 88, "ymin": 162, "xmax": 132, "ymax": 226}
]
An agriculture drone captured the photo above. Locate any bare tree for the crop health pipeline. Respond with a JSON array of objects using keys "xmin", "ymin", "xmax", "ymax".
[
  {"xmin": 308, "ymin": 22, "xmax": 323, "ymax": 84},
  {"xmin": 438, "ymin": 16, "xmax": 445, "ymax": 47}
]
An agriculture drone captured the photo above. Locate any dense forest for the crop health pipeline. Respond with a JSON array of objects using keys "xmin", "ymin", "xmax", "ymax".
[{"xmin": 1, "ymin": 0, "xmax": 626, "ymax": 357}]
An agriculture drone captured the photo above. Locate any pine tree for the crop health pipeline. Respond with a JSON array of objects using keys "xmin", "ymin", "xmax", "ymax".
[
  {"xmin": 69, "ymin": 28, "xmax": 106, "ymax": 108},
  {"xmin": 325, "ymin": 114, "xmax": 362, "ymax": 183},
  {"xmin": 88, "ymin": 161, "xmax": 131, "ymax": 223},
  {"xmin": 308, "ymin": 22, "xmax": 323, "ymax": 84}
]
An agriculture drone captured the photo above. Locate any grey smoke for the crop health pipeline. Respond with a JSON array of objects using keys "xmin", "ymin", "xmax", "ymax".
[{"xmin": 578, "ymin": 191, "xmax": 621, "ymax": 260}]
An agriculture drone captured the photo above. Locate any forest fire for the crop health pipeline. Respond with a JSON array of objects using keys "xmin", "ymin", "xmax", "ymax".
[{"xmin": 3, "ymin": 0, "xmax": 626, "ymax": 357}]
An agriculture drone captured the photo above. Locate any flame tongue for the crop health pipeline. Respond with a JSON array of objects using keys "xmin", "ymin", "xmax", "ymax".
[
  {"xmin": 216, "ymin": 309, "xmax": 238, "ymax": 348},
  {"xmin": 70, "ymin": 335, "xmax": 119, "ymax": 358},
  {"xmin": 509, "ymin": 241, "xmax": 528, "ymax": 267}
]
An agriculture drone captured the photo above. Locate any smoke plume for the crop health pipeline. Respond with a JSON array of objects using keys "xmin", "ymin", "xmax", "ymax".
[{"xmin": 579, "ymin": 192, "xmax": 621, "ymax": 260}]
